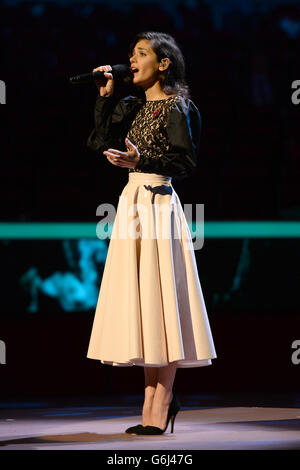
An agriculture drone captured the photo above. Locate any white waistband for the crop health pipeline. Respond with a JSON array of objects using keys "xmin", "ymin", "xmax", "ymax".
[{"xmin": 128, "ymin": 172, "xmax": 172, "ymax": 184}]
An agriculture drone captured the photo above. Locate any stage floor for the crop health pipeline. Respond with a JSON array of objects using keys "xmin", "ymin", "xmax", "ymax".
[{"xmin": 0, "ymin": 395, "xmax": 300, "ymax": 450}]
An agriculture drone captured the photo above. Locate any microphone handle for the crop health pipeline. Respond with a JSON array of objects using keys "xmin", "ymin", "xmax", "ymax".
[
  {"xmin": 69, "ymin": 64, "xmax": 131, "ymax": 84},
  {"xmin": 69, "ymin": 71, "xmax": 103, "ymax": 84}
]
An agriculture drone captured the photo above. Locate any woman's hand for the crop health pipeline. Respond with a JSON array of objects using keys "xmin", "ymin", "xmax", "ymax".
[
  {"xmin": 103, "ymin": 138, "xmax": 140, "ymax": 169},
  {"xmin": 93, "ymin": 64, "xmax": 114, "ymax": 97}
]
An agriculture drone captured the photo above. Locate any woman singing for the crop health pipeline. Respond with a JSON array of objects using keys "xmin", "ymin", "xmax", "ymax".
[{"xmin": 86, "ymin": 31, "xmax": 217, "ymax": 435}]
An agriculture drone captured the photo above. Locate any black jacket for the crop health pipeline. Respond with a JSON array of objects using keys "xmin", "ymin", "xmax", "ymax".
[{"xmin": 87, "ymin": 94, "xmax": 202, "ymax": 181}]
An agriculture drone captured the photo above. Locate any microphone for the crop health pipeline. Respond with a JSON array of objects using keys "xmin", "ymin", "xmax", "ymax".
[{"xmin": 69, "ymin": 64, "xmax": 132, "ymax": 84}]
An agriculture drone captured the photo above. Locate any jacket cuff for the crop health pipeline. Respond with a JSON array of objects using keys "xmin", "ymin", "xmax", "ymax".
[
  {"xmin": 134, "ymin": 154, "xmax": 146, "ymax": 171},
  {"xmin": 95, "ymin": 94, "xmax": 115, "ymax": 108}
]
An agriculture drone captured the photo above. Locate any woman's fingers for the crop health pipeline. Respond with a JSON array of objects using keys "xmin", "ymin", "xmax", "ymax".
[
  {"xmin": 92, "ymin": 65, "xmax": 113, "ymax": 79},
  {"xmin": 106, "ymin": 156, "xmax": 128, "ymax": 167},
  {"xmin": 105, "ymin": 153, "xmax": 118, "ymax": 165},
  {"xmin": 103, "ymin": 145, "xmax": 138, "ymax": 168},
  {"xmin": 103, "ymin": 150, "xmax": 137, "ymax": 168},
  {"xmin": 125, "ymin": 137, "xmax": 134, "ymax": 149},
  {"xmin": 104, "ymin": 150, "xmax": 127, "ymax": 166},
  {"xmin": 93, "ymin": 65, "xmax": 112, "ymax": 72},
  {"xmin": 107, "ymin": 149, "xmax": 128, "ymax": 157}
]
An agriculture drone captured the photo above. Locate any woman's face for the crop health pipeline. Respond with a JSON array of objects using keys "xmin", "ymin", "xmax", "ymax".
[{"xmin": 129, "ymin": 39, "xmax": 166, "ymax": 88}]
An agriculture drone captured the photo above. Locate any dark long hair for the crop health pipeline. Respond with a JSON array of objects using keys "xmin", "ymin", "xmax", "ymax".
[{"xmin": 128, "ymin": 31, "xmax": 190, "ymax": 99}]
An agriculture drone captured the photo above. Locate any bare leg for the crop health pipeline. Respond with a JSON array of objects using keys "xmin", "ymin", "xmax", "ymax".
[
  {"xmin": 148, "ymin": 361, "xmax": 178, "ymax": 429},
  {"xmin": 142, "ymin": 367, "xmax": 159, "ymax": 426}
]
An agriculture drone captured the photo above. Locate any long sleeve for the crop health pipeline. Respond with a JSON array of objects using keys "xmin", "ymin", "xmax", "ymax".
[
  {"xmin": 134, "ymin": 98, "xmax": 202, "ymax": 181},
  {"xmin": 87, "ymin": 94, "xmax": 142, "ymax": 153}
]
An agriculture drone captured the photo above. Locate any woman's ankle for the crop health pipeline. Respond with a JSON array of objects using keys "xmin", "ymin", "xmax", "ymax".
[
  {"xmin": 152, "ymin": 388, "xmax": 173, "ymax": 407},
  {"xmin": 142, "ymin": 403, "xmax": 152, "ymax": 425},
  {"xmin": 144, "ymin": 386, "xmax": 156, "ymax": 402},
  {"xmin": 142, "ymin": 388, "xmax": 156, "ymax": 425}
]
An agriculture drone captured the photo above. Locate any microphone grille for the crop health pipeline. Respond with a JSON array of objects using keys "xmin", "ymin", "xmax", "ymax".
[{"xmin": 112, "ymin": 64, "xmax": 130, "ymax": 78}]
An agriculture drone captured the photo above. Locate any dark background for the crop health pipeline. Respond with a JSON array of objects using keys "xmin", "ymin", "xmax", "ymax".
[
  {"xmin": 0, "ymin": 0, "xmax": 299, "ymax": 400},
  {"xmin": 0, "ymin": 0, "xmax": 300, "ymax": 221}
]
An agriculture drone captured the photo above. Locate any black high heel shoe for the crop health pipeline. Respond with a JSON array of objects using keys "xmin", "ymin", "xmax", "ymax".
[
  {"xmin": 125, "ymin": 424, "xmax": 144, "ymax": 434},
  {"xmin": 133, "ymin": 392, "xmax": 181, "ymax": 435}
]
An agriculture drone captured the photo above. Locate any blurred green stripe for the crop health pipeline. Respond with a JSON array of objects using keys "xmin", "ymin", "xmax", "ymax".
[{"xmin": 0, "ymin": 222, "xmax": 299, "ymax": 239}]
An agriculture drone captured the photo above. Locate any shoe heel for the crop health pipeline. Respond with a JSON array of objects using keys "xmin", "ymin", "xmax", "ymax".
[{"xmin": 170, "ymin": 410, "xmax": 178, "ymax": 433}]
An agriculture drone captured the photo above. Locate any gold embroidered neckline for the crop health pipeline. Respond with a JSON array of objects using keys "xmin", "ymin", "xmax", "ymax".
[{"xmin": 146, "ymin": 96, "xmax": 176, "ymax": 103}]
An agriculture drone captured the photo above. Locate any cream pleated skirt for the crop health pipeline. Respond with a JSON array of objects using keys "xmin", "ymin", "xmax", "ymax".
[{"xmin": 87, "ymin": 172, "xmax": 217, "ymax": 368}]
